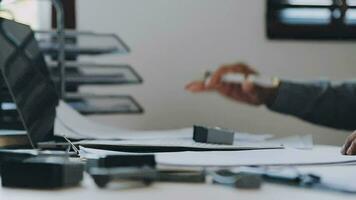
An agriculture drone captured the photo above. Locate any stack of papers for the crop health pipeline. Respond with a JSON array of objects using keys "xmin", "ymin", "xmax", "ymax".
[
  {"xmin": 79, "ymin": 146, "xmax": 356, "ymax": 167},
  {"xmin": 155, "ymin": 146, "xmax": 355, "ymax": 167},
  {"xmin": 55, "ymin": 101, "xmax": 315, "ymax": 151},
  {"xmin": 55, "ymin": 101, "xmax": 192, "ymax": 140},
  {"xmin": 55, "ymin": 101, "xmax": 283, "ymax": 150},
  {"xmin": 77, "ymin": 138, "xmax": 283, "ymax": 151}
]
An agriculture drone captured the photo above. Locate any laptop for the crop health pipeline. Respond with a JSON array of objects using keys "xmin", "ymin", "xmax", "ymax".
[{"xmin": 0, "ymin": 18, "xmax": 59, "ymax": 148}]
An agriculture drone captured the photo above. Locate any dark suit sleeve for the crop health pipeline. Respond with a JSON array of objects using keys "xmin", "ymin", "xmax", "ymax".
[{"xmin": 267, "ymin": 80, "xmax": 356, "ymax": 131}]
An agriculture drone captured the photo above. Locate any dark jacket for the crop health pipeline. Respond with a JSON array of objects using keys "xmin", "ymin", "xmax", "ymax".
[{"xmin": 268, "ymin": 80, "xmax": 356, "ymax": 131}]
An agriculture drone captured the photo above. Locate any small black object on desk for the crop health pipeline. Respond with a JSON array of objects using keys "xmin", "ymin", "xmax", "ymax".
[
  {"xmin": 1, "ymin": 155, "xmax": 84, "ymax": 189},
  {"xmin": 193, "ymin": 125, "xmax": 235, "ymax": 145},
  {"xmin": 157, "ymin": 170, "xmax": 206, "ymax": 183},
  {"xmin": 89, "ymin": 167, "xmax": 206, "ymax": 188},
  {"xmin": 86, "ymin": 154, "xmax": 156, "ymax": 171},
  {"xmin": 89, "ymin": 166, "xmax": 157, "ymax": 188},
  {"xmin": 86, "ymin": 154, "xmax": 206, "ymax": 188}
]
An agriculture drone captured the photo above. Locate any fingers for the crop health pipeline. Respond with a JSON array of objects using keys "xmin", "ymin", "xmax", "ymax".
[
  {"xmin": 215, "ymin": 82, "xmax": 263, "ymax": 105},
  {"xmin": 347, "ymin": 142, "xmax": 356, "ymax": 155},
  {"xmin": 207, "ymin": 63, "xmax": 259, "ymax": 88},
  {"xmin": 215, "ymin": 83, "xmax": 240, "ymax": 97},
  {"xmin": 186, "ymin": 79, "xmax": 267, "ymax": 107},
  {"xmin": 341, "ymin": 132, "xmax": 356, "ymax": 154},
  {"xmin": 341, "ymin": 131, "xmax": 356, "ymax": 155},
  {"xmin": 215, "ymin": 82, "xmax": 248, "ymax": 102},
  {"xmin": 185, "ymin": 81, "xmax": 249, "ymax": 104},
  {"xmin": 242, "ymin": 80, "xmax": 256, "ymax": 93},
  {"xmin": 185, "ymin": 81, "xmax": 211, "ymax": 93}
]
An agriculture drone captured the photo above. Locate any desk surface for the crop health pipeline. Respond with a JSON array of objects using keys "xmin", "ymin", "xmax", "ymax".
[
  {"xmin": 1, "ymin": 147, "xmax": 356, "ymax": 200},
  {"xmin": 1, "ymin": 174, "xmax": 355, "ymax": 200}
]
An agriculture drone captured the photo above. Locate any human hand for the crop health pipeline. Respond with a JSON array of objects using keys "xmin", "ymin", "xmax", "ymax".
[
  {"xmin": 185, "ymin": 63, "xmax": 279, "ymax": 106},
  {"xmin": 341, "ymin": 131, "xmax": 356, "ymax": 155}
]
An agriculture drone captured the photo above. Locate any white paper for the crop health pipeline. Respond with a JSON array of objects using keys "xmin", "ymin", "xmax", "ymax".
[
  {"xmin": 297, "ymin": 166, "xmax": 356, "ymax": 193},
  {"xmin": 79, "ymin": 146, "xmax": 153, "ymax": 158},
  {"xmin": 77, "ymin": 138, "xmax": 283, "ymax": 150},
  {"xmin": 231, "ymin": 165, "xmax": 356, "ymax": 193},
  {"xmin": 79, "ymin": 146, "xmax": 356, "ymax": 168},
  {"xmin": 266, "ymin": 135, "xmax": 314, "ymax": 150},
  {"xmin": 154, "ymin": 146, "xmax": 356, "ymax": 167},
  {"xmin": 55, "ymin": 101, "xmax": 274, "ymax": 144},
  {"xmin": 55, "ymin": 101, "xmax": 193, "ymax": 140}
]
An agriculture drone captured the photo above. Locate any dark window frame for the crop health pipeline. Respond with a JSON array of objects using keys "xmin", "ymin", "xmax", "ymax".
[{"xmin": 266, "ymin": 0, "xmax": 356, "ymax": 40}]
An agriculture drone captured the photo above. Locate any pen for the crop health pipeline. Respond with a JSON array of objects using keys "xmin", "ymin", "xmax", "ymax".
[{"xmin": 203, "ymin": 71, "xmax": 278, "ymax": 86}]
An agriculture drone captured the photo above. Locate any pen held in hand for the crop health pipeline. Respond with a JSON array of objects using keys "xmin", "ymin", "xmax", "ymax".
[{"xmin": 204, "ymin": 71, "xmax": 276, "ymax": 87}]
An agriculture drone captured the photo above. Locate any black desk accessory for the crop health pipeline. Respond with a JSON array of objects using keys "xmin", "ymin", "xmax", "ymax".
[
  {"xmin": 1, "ymin": 154, "xmax": 84, "ymax": 188},
  {"xmin": 193, "ymin": 125, "xmax": 235, "ymax": 145},
  {"xmin": 89, "ymin": 167, "xmax": 206, "ymax": 188},
  {"xmin": 89, "ymin": 166, "xmax": 157, "ymax": 188},
  {"xmin": 157, "ymin": 170, "xmax": 206, "ymax": 183},
  {"xmin": 0, "ymin": 150, "xmax": 37, "ymax": 172},
  {"xmin": 85, "ymin": 153, "xmax": 205, "ymax": 188},
  {"xmin": 86, "ymin": 154, "xmax": 156, "ymax": 170}
]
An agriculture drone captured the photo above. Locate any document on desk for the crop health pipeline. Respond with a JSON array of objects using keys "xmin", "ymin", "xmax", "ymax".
[
  {"xmin": 232, "ymin": 165, "xmax": 356, "ymax": 193},
  {"xmin": 154, "ymin": 146, "xmax": 356, "ymax": 167},
  {"xmin": 54, "ymin": 101, "xmax": 192, "ymax": 140},
  {"xmin": 297, "ymin": 165, "xmax": 356, "ymax": 193},
  {"xmin": 79, "ymin": 146, "xmax": 356, "ymax": 167},
  {"xmin": 54, "ymin": 101, "xmax": 281, "ymax": 150},
  {"xmin": 77, "ymin": 138, "xmax": 283, "ymax": 151}
]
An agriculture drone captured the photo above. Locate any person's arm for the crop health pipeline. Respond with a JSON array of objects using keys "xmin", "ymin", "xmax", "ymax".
[
  {"xmin": 185, "ymin": 63, "xmax": 356, "ymax": 155},
  {"xmin": 186, "ymin": 63, "xmax": 356, "ymax": 131},
  {"xmin": 267, "ymin": 80, "xmax": 356, "ymax": 131}
]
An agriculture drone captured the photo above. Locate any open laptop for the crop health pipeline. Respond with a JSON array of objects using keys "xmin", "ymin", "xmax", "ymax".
[
  {"xmin": 0, "ymin": 18, "xmax": 59, "ymax": 148},
  {"xmin": 0, "ymin": 18, "xmax": 147, "ymax": 150}
]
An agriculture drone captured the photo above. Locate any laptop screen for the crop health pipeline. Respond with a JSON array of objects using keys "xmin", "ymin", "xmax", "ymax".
[{"xmin": 0, "ymin": 18, "xmax": 59, "ymax": 147}]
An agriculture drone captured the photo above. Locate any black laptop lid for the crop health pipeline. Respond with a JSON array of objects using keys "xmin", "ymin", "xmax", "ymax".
[{"xmin": 0, "ymin": 18, "xmax": 59, "ymax": 147}]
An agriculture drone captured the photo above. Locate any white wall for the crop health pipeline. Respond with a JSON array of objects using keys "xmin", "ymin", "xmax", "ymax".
[{"xmin": 75, "ymin": 0, "xmax": 356, "ymax": 145}]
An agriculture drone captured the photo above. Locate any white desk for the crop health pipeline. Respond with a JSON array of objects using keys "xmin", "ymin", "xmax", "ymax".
[
  {"xmin": 1, "ymin": 147, "xmax": 356, "ymax": 200},
  {"xmin": 1, "ymin": 173, "xmax": 355, "ymax": 200}
]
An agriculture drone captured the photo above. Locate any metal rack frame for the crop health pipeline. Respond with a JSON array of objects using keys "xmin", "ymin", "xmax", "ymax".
[
  {"xmin": 35, "ymin": 30, "xmax": 131, "ymax": 55},
  {"xmin": 49, "ymin": 0, "xmax": 66, "ymax": 99},
  {"xmin": 0, "ymin": 0, "xmax": 144, "ymax": 116}
]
